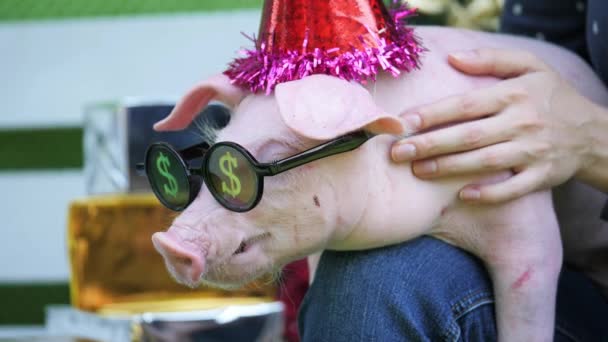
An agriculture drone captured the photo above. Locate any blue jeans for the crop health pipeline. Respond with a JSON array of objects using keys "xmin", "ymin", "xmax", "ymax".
[{"xmin": 299, "ymin": 236, "xmax": 608, "ymax": 341}]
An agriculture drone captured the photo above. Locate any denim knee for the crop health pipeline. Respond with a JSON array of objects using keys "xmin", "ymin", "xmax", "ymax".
[{"xmin": 299, "ymin": 236, "xmax": 497, "ymax": 342}]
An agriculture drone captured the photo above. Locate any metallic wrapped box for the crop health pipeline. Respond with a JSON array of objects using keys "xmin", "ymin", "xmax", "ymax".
[
  {"xmin": 46, "ymin": 301, "xmax": 284, "ymax": 342},
  {"xmin": 68, "ymin": 194, "xmax": 277, "ymax": 312},
  {"xmin": 83, "ymin": 99, "xmax": 230, "ymax": 195},
  {"xmin": 66, "ymin": 99, "xmax": 281, "ymax": 341}
]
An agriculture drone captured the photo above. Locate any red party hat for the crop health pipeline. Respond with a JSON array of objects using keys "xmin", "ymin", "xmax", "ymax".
[{"xmin": 224, "ymin": 0, "xmax": 424, "ymax": 94}]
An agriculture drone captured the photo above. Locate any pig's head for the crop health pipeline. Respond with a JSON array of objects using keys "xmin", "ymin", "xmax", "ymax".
[{"xmin": 152, "ymin": 74, "xmax": 404, "ymax": 289}]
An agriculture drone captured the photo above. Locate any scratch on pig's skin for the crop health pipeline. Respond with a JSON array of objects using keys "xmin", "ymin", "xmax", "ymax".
[
  {"xmin": 512, "ymin": 268, "xmax": 532, "ymax": 290},
  {"xmin": 313, "ymin": 195, "xmax": 321, "ymax": 208}
]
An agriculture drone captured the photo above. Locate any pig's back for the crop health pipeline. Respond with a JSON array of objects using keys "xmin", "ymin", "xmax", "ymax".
[{"xmin": 369, "ymin": 26, "xmax": 608, "ymax": 116}]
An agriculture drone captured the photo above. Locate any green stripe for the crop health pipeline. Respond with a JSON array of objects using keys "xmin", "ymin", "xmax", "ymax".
[
  {"xmin": 0, "ymin": 0, "xmax": 448, "ymax": 23},
  {"xmin": 0, "ymin": 127, "xmax": 82, "ymax": 170},
  {"xmin": 0, "ymin": 0, "xmax": 263, "ymax": 22},
  {"xmin": 0, "ymin": 283, "xmax": 69, "ymax": 325}
]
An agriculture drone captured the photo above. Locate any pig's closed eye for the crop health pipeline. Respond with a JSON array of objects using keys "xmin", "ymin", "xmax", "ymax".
[{"xmin": 254, "ymin": 139, "xmax": 298, "ymax": 163}]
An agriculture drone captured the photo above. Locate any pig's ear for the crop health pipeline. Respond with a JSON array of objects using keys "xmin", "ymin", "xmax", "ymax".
[
  {"xmin": 154, "ymin": 74, "xmax": 247, "ymax": 131},
  {"xmin": 274, "ymin": 74, "xmax": 404, "ymax": 140}
]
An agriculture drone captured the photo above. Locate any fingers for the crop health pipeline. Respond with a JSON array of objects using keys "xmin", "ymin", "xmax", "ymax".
[
  {"xmin": 399, "ymin": 80, "xmax": 526, "ymax": 134},
  {"xmin": 410, "ymin": 141, "xmax": 527, "ymax": 178},
  {"xmin": 448, "ymin": 48, "xmax": 551, "ymax": 79},
  {"xmin": 459, "ymin": 167, "xmax": 548, "ymax": 203},
  {"xmin": 393, "ymin": 110, "xmax": 516, "ymax": 163}
]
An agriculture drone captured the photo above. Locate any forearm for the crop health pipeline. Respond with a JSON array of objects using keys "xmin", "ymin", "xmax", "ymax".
[{"xmin": 576, "ymin": 103, "xmax": 608, "ymax": 193}]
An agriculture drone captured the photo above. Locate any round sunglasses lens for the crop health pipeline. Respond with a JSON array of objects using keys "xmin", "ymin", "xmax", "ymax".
[
  {"xmin": 206, "ymin": 145, "xmax": 259, "ymax": 211},
  {"xmin": 146, "ymin": 144, "xmax": 192, "ymax": 210}
]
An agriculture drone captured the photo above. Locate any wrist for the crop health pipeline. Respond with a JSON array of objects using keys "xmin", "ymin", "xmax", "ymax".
[{"xmin": 575, "ymin": 103, "xmax": 608, "ymax": 192}]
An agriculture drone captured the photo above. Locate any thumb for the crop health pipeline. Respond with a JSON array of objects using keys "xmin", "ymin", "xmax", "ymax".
[{"xmin": 448, "ymin": 48, "xmax": 550, "ymax": 79}]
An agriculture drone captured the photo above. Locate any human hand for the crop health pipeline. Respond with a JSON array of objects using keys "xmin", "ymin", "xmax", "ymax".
[{"xmin": 391, "ymin": 48, "xmax": 599, "ymax": 203}]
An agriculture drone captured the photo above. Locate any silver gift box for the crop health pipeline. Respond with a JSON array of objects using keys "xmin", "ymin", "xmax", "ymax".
[
  {"xmin": 83, "ymin": 98, "xmax": 230, "ymax": 195},
  {"xmin": 45, "ymin": 302, "xmax": 284, "ymax": 342}
]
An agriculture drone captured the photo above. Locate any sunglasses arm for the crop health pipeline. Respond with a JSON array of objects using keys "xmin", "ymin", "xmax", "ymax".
[{"xmin": 264, "ymin": 130, "xmax": 375, "ymax": 176}]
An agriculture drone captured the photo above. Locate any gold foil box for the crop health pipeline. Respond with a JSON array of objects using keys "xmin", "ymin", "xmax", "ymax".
[{"xmin": 68, "ymin": 194, "xmax": 276, "ymax": 312}]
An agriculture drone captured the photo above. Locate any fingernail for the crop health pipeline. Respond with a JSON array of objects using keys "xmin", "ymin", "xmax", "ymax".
[
  {"xmin": 402, "ymin": 114, "xmax": 421, "ymax": 134},
  {"xmin": 450, "ymin": 50, "xmax": 478, "ymax": 61},
  {"xmin": 460, "ymin": 188, "xmax": 481, "ymax": 200},
  {"xmin": 413, "ymin": 160, "xmax": 437, "ymax": 175},
  {"xmin": 393, "ymin": 143, "xmax": 417, "ymax": 161}
]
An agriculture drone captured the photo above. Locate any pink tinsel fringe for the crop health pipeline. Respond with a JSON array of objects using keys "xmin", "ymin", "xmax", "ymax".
[{"xmin": 223, "ymin": 2, "xmax": 425, "ymax": 94}]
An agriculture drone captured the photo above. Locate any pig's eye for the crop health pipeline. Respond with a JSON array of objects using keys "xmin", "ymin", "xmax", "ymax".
[{"xmin": 255, "ymin": 139, "xmax": 298, "ymax": 164}]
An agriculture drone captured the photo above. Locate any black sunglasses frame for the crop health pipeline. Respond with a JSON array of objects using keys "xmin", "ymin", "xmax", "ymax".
[{"xmin": 138, "ymin": 130, "xmax": 375, "ymax": 212}]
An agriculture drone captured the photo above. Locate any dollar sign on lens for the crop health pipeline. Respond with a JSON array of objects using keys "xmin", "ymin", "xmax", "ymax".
[
  {"xmin": 219, "ymin": 151, "xmax": 241, "ymax": 198},
  {"xmin": 156, "ymin": 152, "xmax": 178, "ymax": 198}
]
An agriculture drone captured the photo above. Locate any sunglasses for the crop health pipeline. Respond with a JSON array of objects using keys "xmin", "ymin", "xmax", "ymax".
[{"xmin": 137, "ymin": 130, "xmax": 375, "ymax": 212}]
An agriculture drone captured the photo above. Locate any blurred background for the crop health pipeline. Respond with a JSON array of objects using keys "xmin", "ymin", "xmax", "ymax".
[
  {"xmin": 0, "ymin": 0, "xmax": 264, "ymax": 327},
  {"xmin": 0, "ymin": 0, "xmax": 503, "ymax": 338}
]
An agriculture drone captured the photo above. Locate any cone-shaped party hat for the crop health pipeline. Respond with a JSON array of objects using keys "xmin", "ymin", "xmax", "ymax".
[{"xmin": 224, "ymin": 0, "xmax": 424, "ymax": 94}]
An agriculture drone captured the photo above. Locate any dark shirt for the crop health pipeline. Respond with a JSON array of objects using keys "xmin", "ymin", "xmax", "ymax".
[
  {"xmin": 501, "ymin": 0, "xmax": 607, "ymax": 86},
  {"xmin": 501, "ymin": 0, "xmax": 607, "ymax": 221}
]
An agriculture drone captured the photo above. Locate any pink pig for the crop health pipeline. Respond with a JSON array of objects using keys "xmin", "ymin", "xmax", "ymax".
[{"xmin": 151, "ymin": 26, "xmax": 608, "ymax": 341}]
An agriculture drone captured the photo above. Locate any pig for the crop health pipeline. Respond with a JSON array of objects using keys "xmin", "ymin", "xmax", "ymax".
[{"xmin": 150, "ymin": 26, "xmax": 608, "ymax": 341}]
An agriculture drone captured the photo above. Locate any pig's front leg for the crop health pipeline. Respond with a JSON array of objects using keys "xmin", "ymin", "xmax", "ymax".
[{"xmin": 433, "ymin": 190, "xmax": 562, "ymax": 341}]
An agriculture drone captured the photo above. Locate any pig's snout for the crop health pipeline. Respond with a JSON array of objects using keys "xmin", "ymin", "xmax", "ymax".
[{"xmin": 152, "ymin": 232, "xmax": 207, "ymax": 287}]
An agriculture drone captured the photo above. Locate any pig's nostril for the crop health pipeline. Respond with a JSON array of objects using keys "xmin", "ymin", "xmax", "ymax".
[{"xmin": 152, "ymin": 232, "xmax": 206, "ymax": 286}]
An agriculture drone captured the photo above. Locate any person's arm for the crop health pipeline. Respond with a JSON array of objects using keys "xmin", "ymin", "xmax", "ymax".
[
  {"xmin": 576, "ymin": 102, "xmax": 608, "ymax": 192},
  {"xmin": 390, "ymin": 48, "xmax": 608, "ymax": 203}
]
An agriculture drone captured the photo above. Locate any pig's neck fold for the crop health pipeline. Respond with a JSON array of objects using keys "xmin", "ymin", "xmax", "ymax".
[{"xmin": 327, "ymin": 136, "xmax": 464, "ymax": 251}]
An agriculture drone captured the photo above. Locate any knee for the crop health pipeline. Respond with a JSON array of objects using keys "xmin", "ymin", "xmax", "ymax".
[{"xmin": 299, "ymin": 236, "xmax": 497, "ymax": 341}]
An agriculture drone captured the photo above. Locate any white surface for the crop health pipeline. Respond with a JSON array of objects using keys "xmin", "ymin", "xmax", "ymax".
[
  {"xmin": 0, "ymin": 326, "xmax": 47, "ymax": 338},
  {"xmin": 0, "ymin": 10, "xmax": 260, "ymax": 128},
  {"xmin": 0, "ymin": 10, "xmax": 261, "ymax": 282},
  {"xmin": 0, "ymin": 170, "xmax": 84, "ymax": 282}
]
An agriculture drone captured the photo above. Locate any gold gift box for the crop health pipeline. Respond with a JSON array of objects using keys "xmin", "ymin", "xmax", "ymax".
[{"xmin": 67, "ymin": 194, "xmax": 276, "ymax": 312}]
